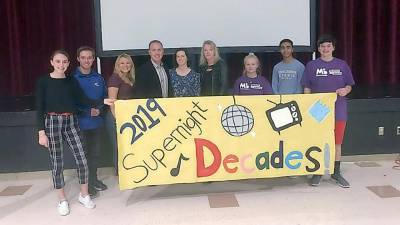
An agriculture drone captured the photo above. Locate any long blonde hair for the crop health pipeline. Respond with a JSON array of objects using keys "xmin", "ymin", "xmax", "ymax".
[
  {"xmin": 113, "ymin": 53, "xmax": 135, "ymax": 85},
  {"xmin": 243, "ymin": 53, "xmax": 262, "ymax": 75},
  {"xmin": 199, "ymin": 40, "xmax": 221, "ymax": 66}
]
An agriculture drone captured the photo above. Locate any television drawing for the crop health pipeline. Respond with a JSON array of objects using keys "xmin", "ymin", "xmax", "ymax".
[{"xmin": 265, "ymin": 96, "xmax": 302, "ymax": 134}]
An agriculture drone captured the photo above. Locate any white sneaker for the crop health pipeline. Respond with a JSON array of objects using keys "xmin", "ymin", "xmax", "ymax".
[
  {"xmin": 58, "ymin": 200, "xmax": 70, "ymax": 216},
  {"xmin": 78, "ymin": 193, "xmax": 96, "ymax": 209}
]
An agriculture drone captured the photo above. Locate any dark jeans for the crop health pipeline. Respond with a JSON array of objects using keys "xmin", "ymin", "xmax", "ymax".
[
  {"xmin": 105, "ymin": 111, "xmax": 118, "ymax": 172},
  {"xmin": 82, "ymin": 127, "xmax": 103, "ymax": 184}
]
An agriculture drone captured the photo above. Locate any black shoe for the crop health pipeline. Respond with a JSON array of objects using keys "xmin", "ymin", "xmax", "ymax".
[
  {"xmin": 331, "ymin": 173, "xmax": 350, "ymax": 188},
  {"xmin": 88, "ymin": 186, "xmax": 99, "ymax": 199},
  {"xmin": 309, "ymin": 175, "xmax": 322, "ymax": 186},
  {"xmin": 92, "ymin": 180, "xmax": 108, "ymax": 191}
]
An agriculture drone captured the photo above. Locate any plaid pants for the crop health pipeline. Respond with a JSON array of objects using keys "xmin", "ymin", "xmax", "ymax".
[{"xmin": 45, "ymin": 114, "xmax": 89, "ymax": 189}]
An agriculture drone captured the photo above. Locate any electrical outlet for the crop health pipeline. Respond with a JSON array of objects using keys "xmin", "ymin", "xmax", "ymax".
[{"xmin": 378, "ymin": 127, "xmax": 384, "ymax": 136}]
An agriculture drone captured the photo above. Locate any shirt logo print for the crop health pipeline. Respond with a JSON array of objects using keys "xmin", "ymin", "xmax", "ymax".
[
  {"xmin": 316, "ymin": 68, "xmax": 328, "ymax": 76},
  {"xmin": 240, "ymin": 82, "xmax": 249, "ymax": 89}
]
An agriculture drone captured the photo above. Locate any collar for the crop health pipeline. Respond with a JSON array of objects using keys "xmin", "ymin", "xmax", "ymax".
[
  {"xmin": 75, "ymin": 67, "xmax": 95, "ymax": 77},
  {"xmin": 151, "ymin": 60, "xmax": 163, "ymax": 68}
]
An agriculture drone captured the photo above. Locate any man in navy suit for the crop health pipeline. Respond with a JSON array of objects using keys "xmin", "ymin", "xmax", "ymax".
[{"xmin": 136, "ymin": 40, "xmax": 169, "ymax": 98}]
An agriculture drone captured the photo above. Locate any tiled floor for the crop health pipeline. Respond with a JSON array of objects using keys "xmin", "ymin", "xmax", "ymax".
[
  {"xmin": 1, "ymin": 155, "xmax": 400, "ymax": 225},
  {"xmin": 0, "ymin": 185, "xmax": 31, "ymax": 196}
]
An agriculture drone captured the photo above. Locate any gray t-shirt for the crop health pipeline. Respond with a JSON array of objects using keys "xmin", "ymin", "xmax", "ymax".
[{"xmin": 272, "ymin": 59, "xmax": 305, "ymax": 94}]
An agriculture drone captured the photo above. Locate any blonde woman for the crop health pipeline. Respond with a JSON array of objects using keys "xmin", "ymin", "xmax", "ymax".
[
  {"xmin": 106, "ymin": 53, "xmax": 135, "ymax": 174},
  {"xmin": 108, "ymin": 53, "xmax": 135, "ymax": 115},
  {"xmin": 199, "ymin": 40, "xmax": 228, "ymax": 96}
]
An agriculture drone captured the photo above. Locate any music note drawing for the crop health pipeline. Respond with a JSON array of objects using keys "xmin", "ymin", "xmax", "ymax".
[{"xmin": 170, "ymin": 153, "xmax": 190, "ymax": 177}]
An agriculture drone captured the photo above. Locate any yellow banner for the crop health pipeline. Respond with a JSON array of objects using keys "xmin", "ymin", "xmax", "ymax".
[{"xmin": 115, "ymin": 93, "xmax": 336, "ymax": 190}]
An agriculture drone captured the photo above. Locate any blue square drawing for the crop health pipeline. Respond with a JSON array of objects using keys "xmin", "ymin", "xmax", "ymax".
[{"xmin": 309, "ymin": 100, "xmax": 330, "ymax": 123}]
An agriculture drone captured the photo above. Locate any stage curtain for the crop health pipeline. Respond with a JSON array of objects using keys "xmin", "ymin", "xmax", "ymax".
[
  {"xmin": 318, "ymin": 0, "xmax": 400, "ymax": 88},
  {"xmin": 0, "ymin": 0, "xmax": 96, "ymax": 96}
]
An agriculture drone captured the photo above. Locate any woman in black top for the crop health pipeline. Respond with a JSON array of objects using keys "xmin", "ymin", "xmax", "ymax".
[
  {"xmin": 199, "ymin": 40, "xmax": 228, "ymax": 96},
  {"xmin": 36, "ymin": 50, "xmax": 114, "ymax": 216}
]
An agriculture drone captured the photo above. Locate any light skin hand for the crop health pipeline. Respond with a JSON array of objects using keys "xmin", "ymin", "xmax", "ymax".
[
  {"xmin": 38, "ymin": 130, "xmax": 49, "ymax": 148},
  {"xmin": 103, "ymin": 98, "xmax": 116, "ymax": 106},
  {"xmin": 90, "ymin": 108, "xmax": 100, "ymax": 116},
  {"xmin": 336, "ymin": 85, "xmax": 352, "ymax": 97}
]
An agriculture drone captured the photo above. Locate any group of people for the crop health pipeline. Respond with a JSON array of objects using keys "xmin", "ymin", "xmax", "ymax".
[
  {"xmin": 35, "ymin": 47, "xmax": 113, "ymax": 216},
  {"xmin": 35, "ymin": 34, "xmax": 354, "ymax": 216}
]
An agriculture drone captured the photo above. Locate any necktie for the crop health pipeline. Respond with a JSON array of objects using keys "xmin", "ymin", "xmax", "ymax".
[{"xmin": 156, "ymin": 65, "xmax": 168, "ymax": 98}]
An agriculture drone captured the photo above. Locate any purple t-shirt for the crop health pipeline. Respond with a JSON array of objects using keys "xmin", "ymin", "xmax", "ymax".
[
  {"xmin": 301, "ymin": 58, "xmax": 355, "ymax": 121},
  {"xmin": 233, "ymin": 75, "xmax": 273, "ymax": 95},
  {"xmin": 107, "ymin": 73, "xmax": 135, "ymax": 100}
]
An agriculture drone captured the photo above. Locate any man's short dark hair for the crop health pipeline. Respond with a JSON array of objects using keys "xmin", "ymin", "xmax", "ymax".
[
  {"xmin": 279, "ymin": 39, "xmax": 293, "ymax": 47},
  {"xmin": 148, "ymin": 40, "xmax": 163, "ymax": 49},
  {"xmin": 317, "ymin": 34, "xmax": 336, "ymax": 47},
  {"xmin": 77, "ymin": 46, "xmax": 95, "ymax": 58}
]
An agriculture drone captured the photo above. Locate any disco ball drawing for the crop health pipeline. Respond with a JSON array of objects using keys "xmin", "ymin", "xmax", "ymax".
[{"xmin": 221, "ymin": 104, "xmax": 254, "ymax": 136}]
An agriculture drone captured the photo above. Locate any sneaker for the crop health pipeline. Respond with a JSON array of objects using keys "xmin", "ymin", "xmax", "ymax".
[
  {"xmin": 78, "ymin": 193, "xmax": 96, "ymax": 209},
  {"xmin": 309, "ymin": 175, "xmax": 322, "ymax": 186},
  {"xmin": 89, "ymin": 186, "xmax": 99, "ymax": 199},
  {"xmin": 92, "ymin": 180, "xmax": 108, "ymax": 191},
  {"xmin": 58, "ymin": 200, "xmax": 70, "ymax": 216},
  {"xmin": 331, "ymin": 173, "xmax": 350, "ymax": 188}
]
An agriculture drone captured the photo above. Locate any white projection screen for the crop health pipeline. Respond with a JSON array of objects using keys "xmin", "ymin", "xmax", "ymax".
[{"xmin": 94, "ymin": 0, "xmax": 316, "ymax": 56}]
